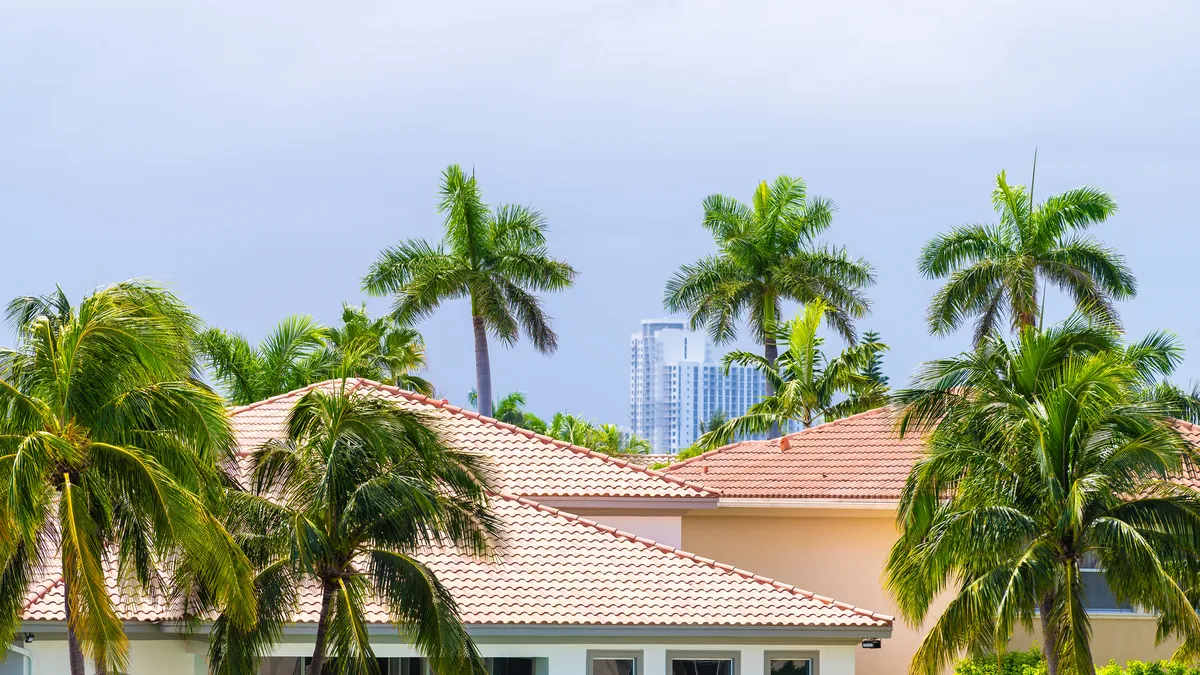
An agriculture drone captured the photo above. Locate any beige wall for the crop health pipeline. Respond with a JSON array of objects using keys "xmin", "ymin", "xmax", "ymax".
[
  {"xmin": 682, "ymin": 510, "xmax": 922, "ymax": 675},
  {"xmin": 1010, "ymin": 616, "xmax": 1179, "ymax": 667},
  {"xmin": 682, "ymin": 508, "xmax": 1181, "ymax": 675}
]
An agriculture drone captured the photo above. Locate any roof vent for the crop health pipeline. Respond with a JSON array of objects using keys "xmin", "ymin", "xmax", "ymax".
[
  {"xmin": 701, "ymin": 465, "xmax": 709, "ymax": 474},
  {"xmin": 779, "ymin": 436, "xmax": 791, "ymax": 451}
]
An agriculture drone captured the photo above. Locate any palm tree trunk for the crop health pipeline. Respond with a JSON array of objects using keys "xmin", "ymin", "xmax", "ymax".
[
  {"xmin": 307, "ymin": 580, "xmax": 337, "ymax": 675},
  {"xmin": 63, "ymin": 577, "xmax": 87, "ymax": 675},
  {"xmin": 763, "ymin": 295, "xmax": 781, "ymax": 439},
  {"xmin": 1040, "ymin": 595, "xmax": 1060, "ymax": 675},
  {"xmin": 472, "ymin": 315, "xmax": 493, "ymax": 418}
]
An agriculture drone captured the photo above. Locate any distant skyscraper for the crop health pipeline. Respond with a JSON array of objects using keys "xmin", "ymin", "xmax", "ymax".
[{"xmin": 629, "ymin": 319, "xmax": 773, "ymax": 454}]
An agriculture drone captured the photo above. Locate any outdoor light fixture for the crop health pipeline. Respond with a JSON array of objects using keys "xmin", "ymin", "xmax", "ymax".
[
  {"xmin": 861, "ymin": 639, "xmax": 881, "ymax": 649},
  {"xmin": 23, "ymin": 633, "xmax": 34, "ymax": 643}
]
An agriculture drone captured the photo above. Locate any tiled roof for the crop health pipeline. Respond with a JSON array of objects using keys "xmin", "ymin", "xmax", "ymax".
[
  {"xmin": 1172, "ymin": 419, "xmax": 1200, "ymax": 489},
  {"xmin": 229, "ymin": 379, "xmax": 716, "ymax": 500},
  {"xmin": 22, "ymin": 493, "xmax": 891, "ymax": 629},
  {"xmin": 664, "ymin": 407, "xmax": 924, "ymax": 500},
  {"xmin": 617, "ymin": 453, "xmax": 676, "ymax": 466}
]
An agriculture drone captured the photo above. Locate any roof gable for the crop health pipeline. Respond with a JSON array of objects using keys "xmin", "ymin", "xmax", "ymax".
[{"xmin": 230, "ymin": 379, "xmax": 717, "ymax": 500}]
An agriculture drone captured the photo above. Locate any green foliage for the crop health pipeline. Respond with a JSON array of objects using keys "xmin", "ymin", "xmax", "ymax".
[
  {"xmin": 859, "ymin": 330, "xmax": 889, "ymax": 387},
  {"xmin": 0, "ymin": 282, "xmax": 256, "ymax": 673},
  {"xmin": 919, "ymin": 168, "xmax": 1133, "ymax": 344},
  {"xmin": 326, "ymin": 303, "xmax": 434, "ymax": 396},
  {"xmin": 698, "ymin": 300, "xmax": 889, "ymax": 448},
  {"xmin": 547, "ymin": 413, "xmax": 651, "ymax": 456},
  {"xmin": 363, "ymin": 164, "xmax": 575, "ymax": 417},
  {"xmin": 888, "ymin": 316, "xmax": 1200, "ymax": 675},
  {"xmin": 664, "ymin": 175, "xmax": 875, "ymax": 351},
  {"xmin": 955, "ymin": 652, "xmax": 1200, "ymax": 675},
  {"xmin": 210, "ymin": 379, "xmax": 498, "ymax": 675}
]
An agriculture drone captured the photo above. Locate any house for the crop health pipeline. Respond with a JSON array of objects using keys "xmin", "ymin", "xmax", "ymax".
[
  {"xmin": 662, "ymin": 407, "xmax": 1196, "ymax": 675},
  {"xmin": 5, "ymin": 380, "xmax": 892, "ymax": 675}
]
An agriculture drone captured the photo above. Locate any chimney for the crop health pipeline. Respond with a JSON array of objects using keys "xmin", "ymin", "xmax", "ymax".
[{"xmin": 779, "ymin": 435, "xmax": 791, "ymax": 452}]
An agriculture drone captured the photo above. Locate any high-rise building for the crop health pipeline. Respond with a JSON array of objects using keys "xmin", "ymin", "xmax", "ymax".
[{"xmin": 629, "ymin": 319, "xmax": 773, "ymax": 454}]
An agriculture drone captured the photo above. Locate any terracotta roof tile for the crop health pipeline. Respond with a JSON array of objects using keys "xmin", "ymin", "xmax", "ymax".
[
  {"xmin": 230, "ymin": 379, "xmax": 716, "ymax": 500},
  {"xmin": 22, "ymin": 494, "xmax": 890, "ymax": 629},
  {"xmin": 664, "ymin": 407, "xmax": 923, "ymax": 500}
]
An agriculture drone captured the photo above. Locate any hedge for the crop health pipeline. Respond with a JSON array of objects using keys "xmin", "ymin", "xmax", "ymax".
[{"xmin": 953, "ymin": 650, "xmax": 1200, "ymax": 675}]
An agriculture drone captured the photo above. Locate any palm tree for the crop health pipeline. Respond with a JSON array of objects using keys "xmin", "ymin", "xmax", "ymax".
[
  {"xmin": 887, "ymin": 318, "xmax": 1200, "ymax": 675},
  {"xmin": 919, "ymin": 169, "xmax": 1134, "ymax": 344},
  {"xmin": 545, "ymin": 414, "xmax": 650, "ymax": 456},
  {"xmin": 664, "ymin": 175, "xmax": 875, "ymax": 438},
  {"xmin": 363, "ymin": 165, "xmax": 576, "ymax": 418},
  {"xmin": 197, "ymin": 314, "xmax": 333, "ymax": 405},
  {"xmin": 327, "ymin": 303, "xmax": 434, "ymax": 396},
  {"xmin": 209, "ymin": 379, "xmax": 499, "ymax": 675},
  {"xmin": 699, "ymin": 301, "xmax": 888, "ymax": 449},
  {"xmin": 0, "ymin": 282, "xmax": 256, "ymax": 675},
  {"xmin": 468, "ymin": 390, "xmax": 547, "ymax": 434}
]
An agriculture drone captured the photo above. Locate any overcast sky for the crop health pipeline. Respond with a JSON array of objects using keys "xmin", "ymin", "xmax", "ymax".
[{"xmin": 2, "ymin": 1, "xmax": 1199, "ymax": 424}]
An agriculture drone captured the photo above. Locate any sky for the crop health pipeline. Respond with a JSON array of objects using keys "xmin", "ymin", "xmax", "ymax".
[{"xmin": 2, "ymin": 1, "xmax": 1199, "ymax": 425}]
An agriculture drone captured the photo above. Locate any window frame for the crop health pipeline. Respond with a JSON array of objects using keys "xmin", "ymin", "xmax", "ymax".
[
  {"xmin": 587, "ymin": 650, "xmax": 643, "ymax": 675},
  {"xmin": 665, "ymin": 650, "xmax": 741, "ymax": 675},
  {"xmin": 764, "ymin": 650, "xmax": 821, "ymax": 675}
]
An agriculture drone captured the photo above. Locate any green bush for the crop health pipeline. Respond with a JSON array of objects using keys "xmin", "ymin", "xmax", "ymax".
[{"xmin": 953, "ymin": 651, "xmax": 1200, "ymax": 675}]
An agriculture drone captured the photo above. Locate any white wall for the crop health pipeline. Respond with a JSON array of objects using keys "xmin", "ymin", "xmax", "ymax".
[
  {"xmin": 590, "ymin": 515, "xmax": 682, "ymax": 548},
  {"xmin": 20, "ymin": 636, "xmax": 859, "ymax": 675}
]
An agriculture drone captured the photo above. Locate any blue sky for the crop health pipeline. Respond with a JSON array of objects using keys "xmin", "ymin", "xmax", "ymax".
[{"xmin": 2, "ymin": 1, "xmax": 1199, "ymax": 424}]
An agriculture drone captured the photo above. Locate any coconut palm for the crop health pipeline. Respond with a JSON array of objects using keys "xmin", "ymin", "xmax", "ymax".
[
  {"xmin": 699, "ymin": 301, "xmax": 888, "ymax": 449},
  {"xmin": 209, "ymin": 378, "xmax": 498, "ymax": 675},
  {"xmin": 363, "ymin": 165, "xmax": 576, "ymax": 418},
  {"xmin": 197, "ymin": 314, "xmax": 333, "ymax": 405},
  {"xmin": 0, "ymin": 281, "xmax": 256, "ymax": 675},
  {"xmin": 887, "ymin": 318, "xmax": 1200, "ymax": 675},
  {"xmin": 664, "ymin": 175, "xmax": 875, "ymax": 437},
  {"xmin": 327, "ymin": 304, "xmax": 434, "ymax": 396},
  {"xmin": 919, "ymin": 169, "xmax": 1134, "ymax": 344}
]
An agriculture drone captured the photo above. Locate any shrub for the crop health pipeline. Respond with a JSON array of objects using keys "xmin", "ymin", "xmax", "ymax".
[{"xmin": 954, "ymin": 652, "xmax": 1200, "ymax": 675}]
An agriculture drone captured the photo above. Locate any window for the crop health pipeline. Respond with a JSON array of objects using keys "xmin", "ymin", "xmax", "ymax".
[
  {"xmin": 766, "ymin": 653, "xmax": 818, "ymax": 675},
  {"xmin": 487, "ymin": 658, "xmax": 536, "ymax": 675},
  {"xmin": 589, "ymin": 651, "xmax": 640, "ymax": 675},
  {"xmin": 667, "ymin": 652, "xmax": 738, "ymax": 675}
]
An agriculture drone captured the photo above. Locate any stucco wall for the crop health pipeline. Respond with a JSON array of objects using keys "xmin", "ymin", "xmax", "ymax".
[
  {"xmin": 587, "ymin": 515, "xmax": 682, "ymax": 548},
  {"xmin": 1010, "ymin": 615, "xmax": 1180, "ymax": 667},
  {"xmin": 21, "ymin": 637, "xmax": 206, "ymax": 675},
  {"xmin": 16, "ymin": 637, "xmax": 859, "ymax": 675},
  {"xmin": 682, "ymin": 509, "xmax": 1188, "ymax": 675},
  {"xmin": 680, "ymin": 510, "xmax": 936, "ymax": 675}
]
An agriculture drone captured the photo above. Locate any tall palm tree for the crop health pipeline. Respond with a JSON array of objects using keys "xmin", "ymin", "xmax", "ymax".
[
  {"xmin": 888, "ymin": 318, "xmax": 1200, "ymax": 675},
  {"xmin": 699, "ymin": 301, "xmax": 888, "ymax": 449},
  {"xmin": 664, "ymin": 175, "xmax": 875, "ymax": 438},
  {"xmin": 197, "ymin": 314, "xmax": 333, "ymax": 405},
  {"xmin": 327, "ymin": 303, "xmax": 434, "ymax": 396},
  {"xmin": 363, "ymin": 165, "xmax": 576, "ymax": 418},
  {"xmin": 919, "ymin": 169, "xmax": 1134, "ymax": 344},
  {"xmin": 209, "ymin": 379, "xmax": 498, "ymax": 675},
  {"xmin": 0, "ymin": 282, "xmax": 257, "ymax": 675}
]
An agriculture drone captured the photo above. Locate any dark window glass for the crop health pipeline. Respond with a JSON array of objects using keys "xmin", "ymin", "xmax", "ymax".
[
  {"xmin": 491, "ymin": 658, "xmax": 535, "ymax": 675},
  {"xmin": 593, "ymin": 658, "xmax": 636, "ymax": 675},
  {"xmin": 671, "ymin": 659, "xmax": 733, "ymax": 675},
  {"xmin": 1081, "ymin": 570, "xmax": 1134, "ymax": 611},
  {"xmin": 771, "ymin": 659, "xmax": 812, "ymax": 675}
]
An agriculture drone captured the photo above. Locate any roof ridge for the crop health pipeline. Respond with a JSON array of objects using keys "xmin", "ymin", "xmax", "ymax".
[
  {"xmin": 235, "ymin": 379, "xmax": 720, "ymax": 497},
  {"xmin": 662, "ymin": 406, "xmax": 895, "ymax": 473},
  {"xmin": 497, "ymin": 492, "xmax": 893, "ymax": 624}
]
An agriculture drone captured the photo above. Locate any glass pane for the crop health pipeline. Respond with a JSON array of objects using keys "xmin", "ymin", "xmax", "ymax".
[
  {"xmin": 1081, "ymin": 570, "xmax": 1134, "ymax": 611},
  {"xmin": 593, "ymin": 659, "xmax": 636, "ymax": 675},
  {"xmin": 771, "ymin": 659, "xmax": 812, "ymax": 675},
  {"xmin": 260, "ymin": 658, "xmax": 303, "ymax": 675},
  {"xmin": 671, "ymin": 659, "xmax": 733, "ymax": 675},
  {"xmin": 491, "ymin": 658, "xmax": 536, "ymax": 675}
]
